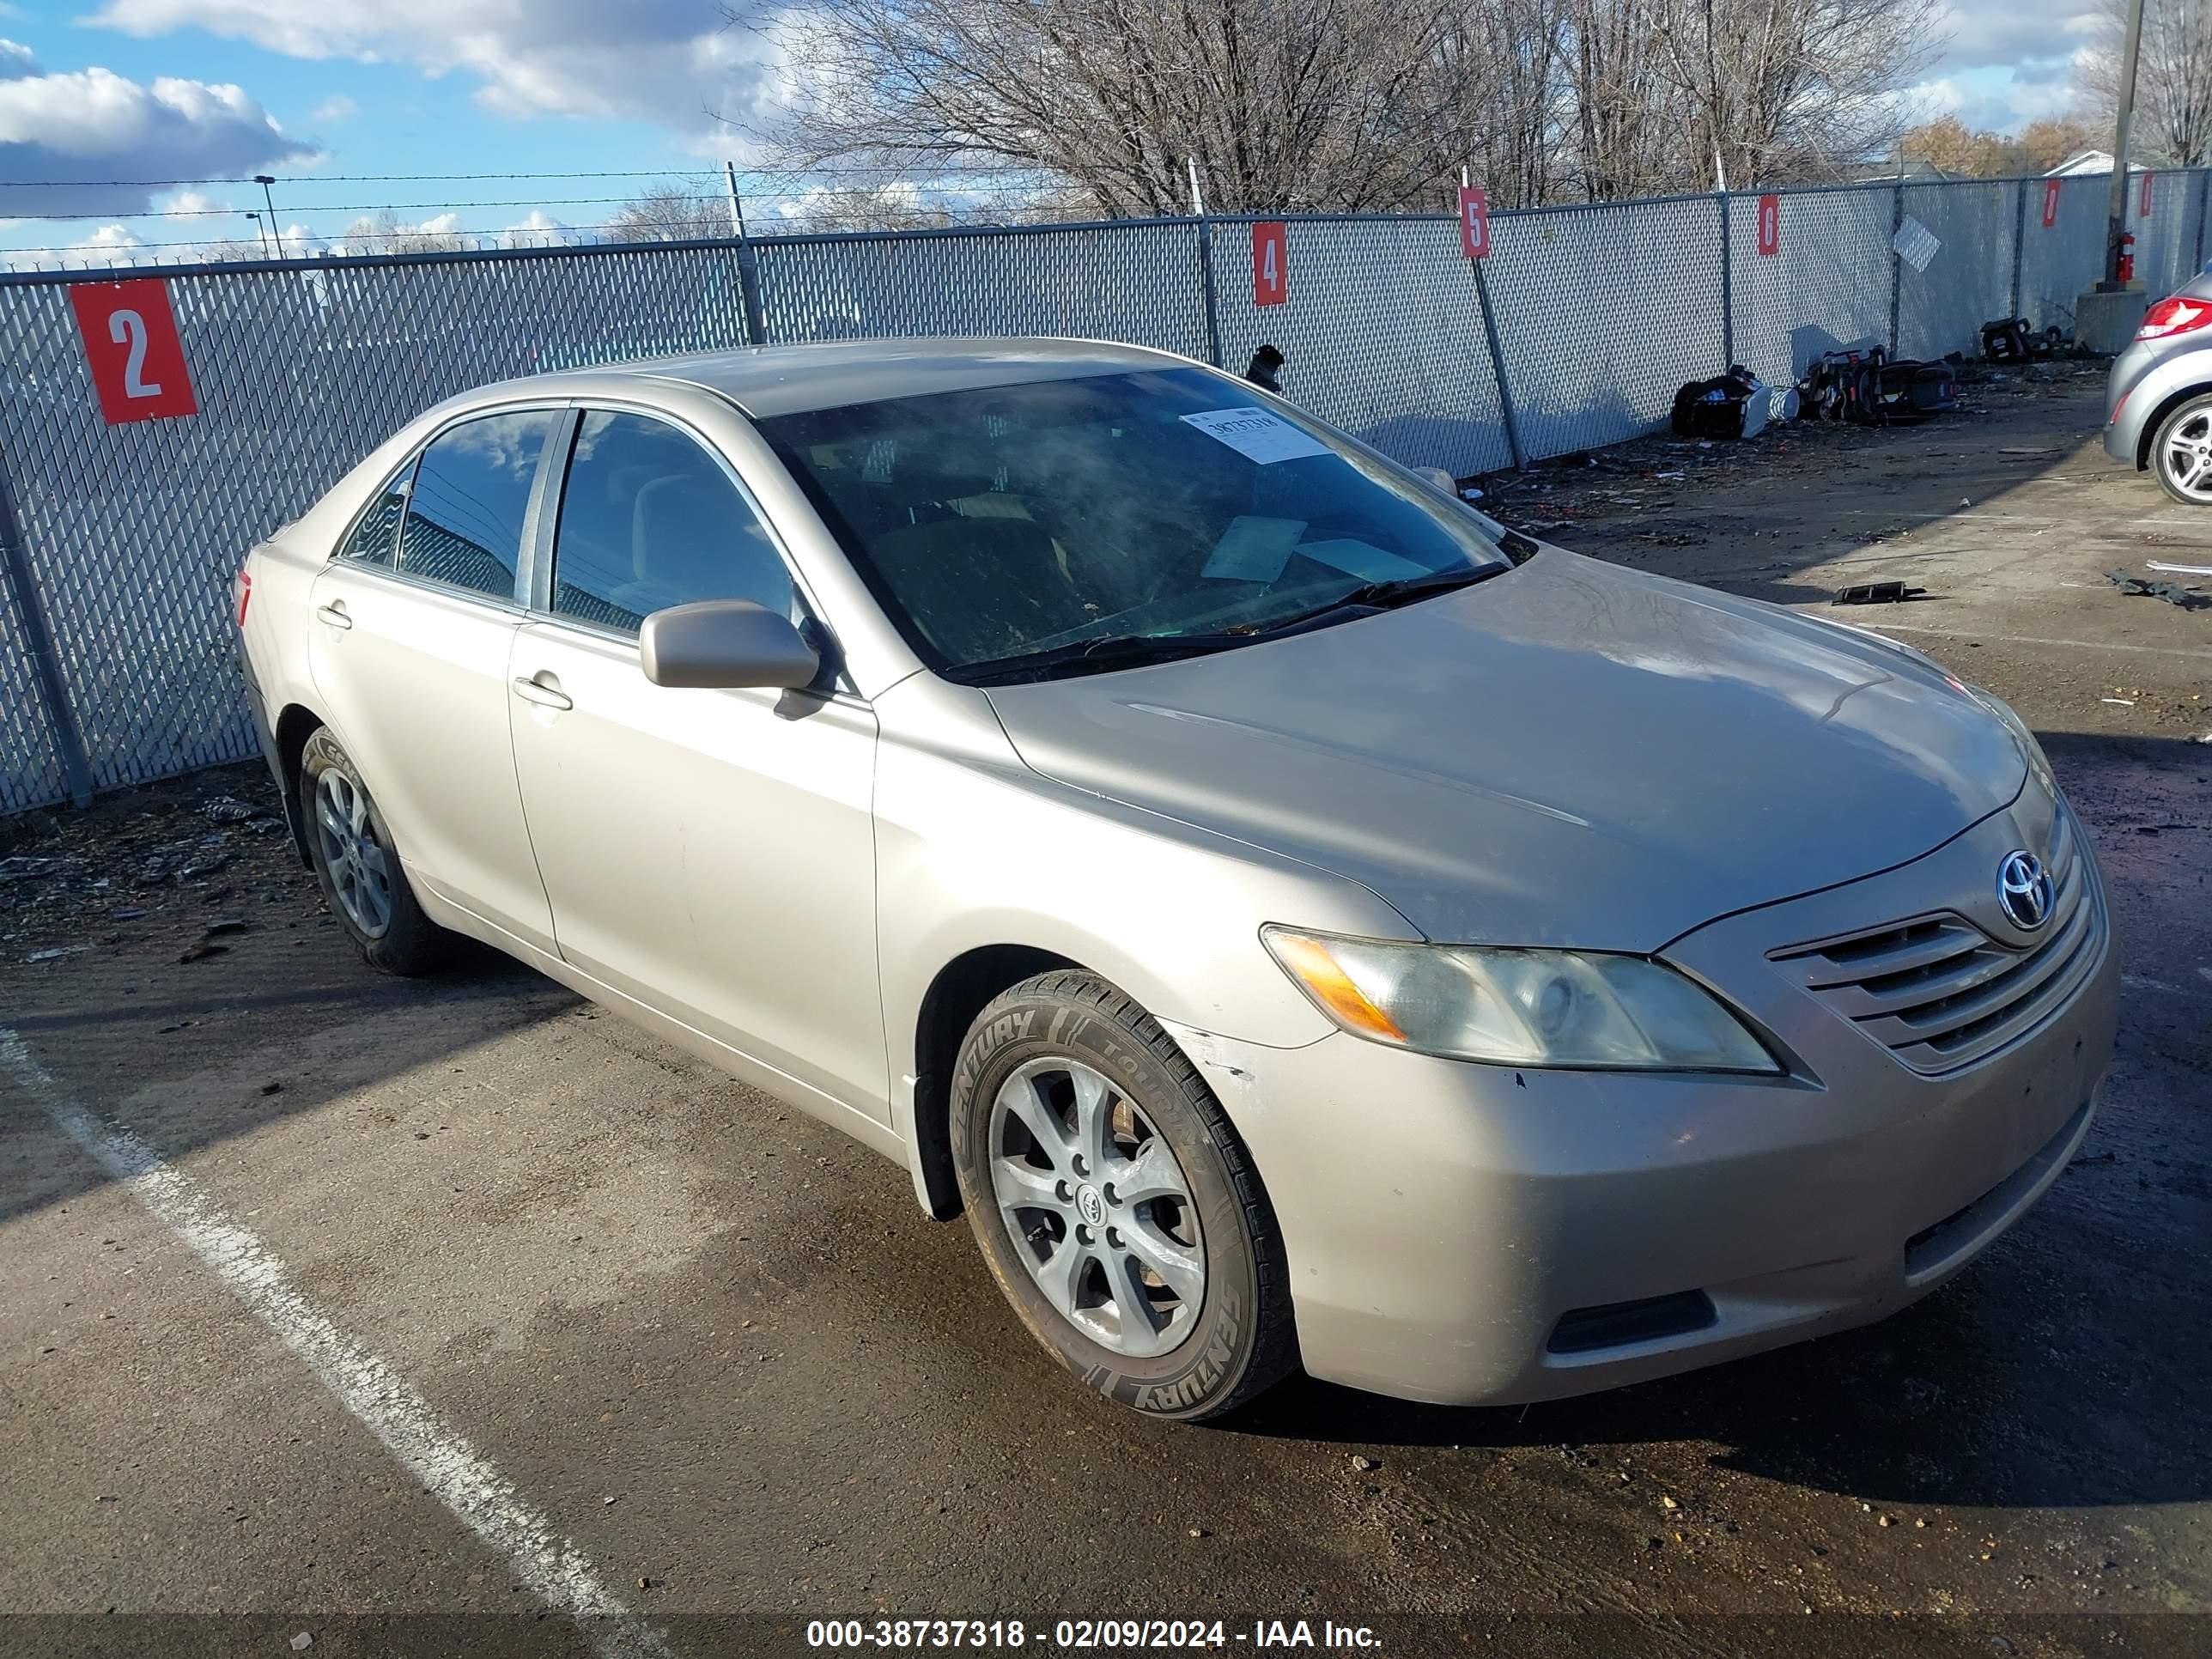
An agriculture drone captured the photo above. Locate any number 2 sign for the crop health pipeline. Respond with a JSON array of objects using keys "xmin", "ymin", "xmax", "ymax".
[
  {"xmin": 1252, "ymin": 221, "xmax": 1288, "ymax": 307},
  {"xmin": 68, "ymin": 279, "xmax": 198, "ymax": 425}
]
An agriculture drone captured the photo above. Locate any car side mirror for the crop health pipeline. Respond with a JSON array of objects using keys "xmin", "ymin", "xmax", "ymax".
[
  {"xmin": 1415, "ymin": 465, "xmax": 1459, "ymax": 495},
  {"xmin": 640, "ymin": 599, "xmax": 821, "ymax": 690}
]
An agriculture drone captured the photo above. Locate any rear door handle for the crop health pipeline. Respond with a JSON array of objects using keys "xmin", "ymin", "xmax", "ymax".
[
  {"xmin": 512, "ymin": 674, "xmax": 572, "ymax": 711},
  {"xmin": 314, "ymin": 601, "xmax": 353, "ymax": 630}
]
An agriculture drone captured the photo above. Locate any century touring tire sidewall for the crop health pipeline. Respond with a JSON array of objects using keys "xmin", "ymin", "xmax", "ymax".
[{"xmin": 951, "ymin": 988, "xmax": 1266, "ymax": 1419}]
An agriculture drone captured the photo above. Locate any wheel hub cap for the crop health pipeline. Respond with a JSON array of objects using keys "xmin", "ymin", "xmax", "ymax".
[
  {"xmin": 987, "ymin": 1057, "xmax": 1206, "ymax": 1358},
  {"xmin": 313, "ymin": 769, "xmax": 393, "ymax": 939}
]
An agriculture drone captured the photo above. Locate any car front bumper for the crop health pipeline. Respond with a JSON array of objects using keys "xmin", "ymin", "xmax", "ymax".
[{"xmin": 1170, "ymin": 797, "xmax": 2119, "ymax": 1408}]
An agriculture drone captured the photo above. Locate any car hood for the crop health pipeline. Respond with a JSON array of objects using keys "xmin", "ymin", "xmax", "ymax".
[{"xmin": 981, "ymin": 550, "xmax": 2027, "ymax": 951}]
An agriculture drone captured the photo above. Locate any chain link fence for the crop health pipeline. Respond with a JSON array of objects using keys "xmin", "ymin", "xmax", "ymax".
[{"xmin": 0, "ymin": 169, "xmax": 2185, "ymax": 812}]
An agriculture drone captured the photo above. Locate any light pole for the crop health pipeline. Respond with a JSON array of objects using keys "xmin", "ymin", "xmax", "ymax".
[
  {"xmin": 2103, "ymin": 0, "xmax": 2148, "ymax": 288},
  {"xmin": 253, "ymin": 174, "xmax": 279, "ymax": 249},
  {"xmin": 245, "ymin": 210, "xmax": 274, "ymax": 259}
]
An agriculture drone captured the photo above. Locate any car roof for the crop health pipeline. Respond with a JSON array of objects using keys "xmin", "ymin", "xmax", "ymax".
[{"xmin": 519, "ymin": 337, "xmax": 1200, "ymax": 419}]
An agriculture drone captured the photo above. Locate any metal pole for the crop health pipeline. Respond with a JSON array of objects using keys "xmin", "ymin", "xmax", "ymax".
[
  {"xmin": 1717, "ymin": 191, "xmax": 1736, "ymax": 369},
  {"xmin": 1188, "ymin": 158, "xmax": 1223, "ymax": 368},
  {"xmin": 724, "ymin": 161, "xmax": 768, "ymax": 348},
  {"xmin": 2185, "ymin": 167, "xmax": 2203, "ymax": 273},
  {"xmin": 2011, "ymin": 179, "xmax": 2027, "ymax": 320},
  {"xmin": 1471, "ymin": 259, "xmax": 1526, "ymax": 471},
  {"xmin": 0, "ymin": 448, "xmax": 94, "ymax": 808},
  {"xmin": 1888, "ymin": 179, "xmax": 1905, "ymax": 355},
  {"xmin": 2106, "ymin": 0, "xmax": 2149, "ymax": 286}
]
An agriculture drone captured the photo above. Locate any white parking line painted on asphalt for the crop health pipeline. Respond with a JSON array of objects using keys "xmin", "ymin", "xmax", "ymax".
[{"xmin": 0, "ymin": 1027, "xmax": 670, "ymax": 1659}]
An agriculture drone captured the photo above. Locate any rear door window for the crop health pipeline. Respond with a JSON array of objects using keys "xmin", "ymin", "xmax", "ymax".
[{"xmin": 392, "ymin": 409, "xmax": 558, "ymax": 602}]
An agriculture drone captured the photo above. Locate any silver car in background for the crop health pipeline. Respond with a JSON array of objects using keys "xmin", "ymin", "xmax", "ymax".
[
  {"xmin": 2105, "ymin": 266, "xmax": 2212, "ymax": 501},
  {"xmin": 238, "ymin": 339, "xmax": 2118, "ymax": 1420}
]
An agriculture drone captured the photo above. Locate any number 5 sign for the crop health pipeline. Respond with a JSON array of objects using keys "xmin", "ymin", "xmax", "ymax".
[
  {"xmin": 1252, "ymin": 221, "xmax": 1288, "ymax": 307},
  {"xmin": 68, "ymin": 279, "xmax": 198, "ymax": 425},
  {"xmin": 1457, "ymin": 185, "xmax": 1490, "ymax": 259}
]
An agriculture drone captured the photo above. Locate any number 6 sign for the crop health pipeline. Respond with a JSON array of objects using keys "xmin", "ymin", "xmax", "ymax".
[{"xmin": 68, "ymin": 278, "xmax": 198, "ymax": 425}]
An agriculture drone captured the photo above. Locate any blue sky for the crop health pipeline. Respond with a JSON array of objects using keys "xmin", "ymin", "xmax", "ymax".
[
  {"xmin": 0, "ymin": 0, "xmax": 2106, "ymax": 266},
  {"xmin": 0, "ymin": 0, "xmax": 781, "ymax": 263}
]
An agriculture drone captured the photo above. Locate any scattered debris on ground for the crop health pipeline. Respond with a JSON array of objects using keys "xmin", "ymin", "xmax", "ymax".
[
  {"xmin": 1833, "ymin": 580, "xmax": 1929, "ymax": 605},
  {"xmin": 0, "ymin": 762, "xmax": 312, "ymax": 965},
  {"xmin": 2107, "ymin": 569, "xmax": 2212, "ymax": 610}
]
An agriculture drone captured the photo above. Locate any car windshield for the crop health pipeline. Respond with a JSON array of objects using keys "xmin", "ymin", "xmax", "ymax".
[{"xmin": 757, "ymin": 367, "xmax": 1512, "ymax": 682}]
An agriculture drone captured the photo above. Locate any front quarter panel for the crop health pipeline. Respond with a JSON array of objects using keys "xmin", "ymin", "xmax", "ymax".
[{"xmin": 871, "ymin": 672, "xmax": 1413, "ymax": 1079}]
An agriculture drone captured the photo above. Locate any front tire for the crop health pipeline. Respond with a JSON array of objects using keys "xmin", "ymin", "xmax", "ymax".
[
  {"xmin": 300, "ymin": 727, "xmax": 449, "ymax": 975},
  {"xmin": 2151, "ymin": 393, "xmax": 2212, "ymax": 505},
  {"xmin": 949, "ymin": 971, "xmax": 1296, "ymax": 1420}
]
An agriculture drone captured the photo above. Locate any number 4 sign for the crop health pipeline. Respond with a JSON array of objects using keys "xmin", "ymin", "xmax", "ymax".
[
  {"xmin": 68, "ymin": 279, "xmax": 198, "ymax": 425},
  {"xmin": 1252, "ymin": 221, "xmax": 1287, "ymax": 307}
]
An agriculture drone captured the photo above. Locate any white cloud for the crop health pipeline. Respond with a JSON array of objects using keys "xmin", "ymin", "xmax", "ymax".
[
  {"xmin": 75, "ymin": 222, "xmax": 144, "ymax": 264},
  {"xmin": 1935, "ymin": 0, "xmax": 2100, "ymax": 75},
  {"xmin": 503, "ymin": 208, "xmax": 568, "ymax": 247},
  {"xmin": 0, "ymin": 46, "xmax": 311, "ymax": 219},
  {"xmin": 90, "ymin": 0, "xmax": 787, "ymax": 144},
  {"xmin": 309, "ymin": 92, "xmax": 356, "ymax": 124},
  {"xmin": 162, "ymin": 187, "xmax": 228, "ymax": 217}
]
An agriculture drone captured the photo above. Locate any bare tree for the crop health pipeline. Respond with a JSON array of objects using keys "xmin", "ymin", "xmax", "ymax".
[
  {"xmin": 605, "ymin": 183, "xmax": 735, "ymax": 241},
  {"xmin": 747, "ymin": 0, "xmax": 1504, "ymax": 215},
  {"xmin": 1562, "ymin": 0, "xmax": 1695, "ymax": 198},
  {"xmin": 748, "ymin": 0, "xmax": 1941, "ymax": 210},
  {"xmin": 1640, "ymin": 0, "xmax": 1942, "ymax": 189},
  {"xmin": 1433, "ymin": 0, "xmax": 1571, "ymax": 207},
  {"xmin": 2083, "ymin": 0, "xmax": 2212, "ymax": 164}
]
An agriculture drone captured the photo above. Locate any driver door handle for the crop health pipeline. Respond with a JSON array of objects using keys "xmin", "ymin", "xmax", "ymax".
[
  {"xmin": 512, "ymin": 673, "xmax": 572, "ymax": 711},
  {"xmin": 314, "ymin": 601, "xmax": 353, "ymax": 630}
]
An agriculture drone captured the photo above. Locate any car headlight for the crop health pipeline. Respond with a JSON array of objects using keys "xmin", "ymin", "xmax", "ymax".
[{"xmin": 1261, "ymin": 927, "xmax": 1781, "ymax": 1073}]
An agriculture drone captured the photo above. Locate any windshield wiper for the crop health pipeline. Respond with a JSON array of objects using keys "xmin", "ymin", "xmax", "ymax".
[
  {"xmin": 954, "ymin": 568, "xmax": 1501, "ymax": 686},
  {"xmin": 1323, "ymin": 565, "xmax": 1497, "ymax": 610},
  {"xmin": 953, "ymin": 629, "xmax": 1258, "ymax": 686},
  {"xmin": 1257, "ymin": 564, "xmax": 1499, "ymax": 634}
]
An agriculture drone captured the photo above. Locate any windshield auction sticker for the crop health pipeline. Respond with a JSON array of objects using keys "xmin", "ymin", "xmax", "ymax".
[{"xmin": 1181, "ymin": 407, "xmax": 1333, "ymax": 465}]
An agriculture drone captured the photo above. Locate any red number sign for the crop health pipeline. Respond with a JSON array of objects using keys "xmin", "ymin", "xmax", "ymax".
[
  {"xmin": 2142, "ymin": 170, "xmax": 2155, "ymax": 217},
  {"xmin": 68, "ymin": 279, "xmax": 198, "ymax": 425},
  {"xmin": 1458, "ymin": 185, "xmax": 1490, "ymax": 259},
  {"xmin": 1756, "ymin": 193, "xmax": 1780, "ymax": 256},
  {"xmin": 2041, "ymin": 179, "xmax": 2062, "ymax": 229},
  {"xmin": 1252, "ymin": 221, "xmax": 1287, "ymax": 307}
]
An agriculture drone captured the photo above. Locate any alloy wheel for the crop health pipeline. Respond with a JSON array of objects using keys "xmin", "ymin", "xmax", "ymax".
[
  {"xmin": 314, "ymin": 768, "xmax": 393, "ymax": 939},
  {"xmin": 987, "ymin": 1057, "xmax": 1206, "ymax": 1358},
  {"xmin": 2162, "ymin": 408, "xmax": 2212, "ymax": 501}
]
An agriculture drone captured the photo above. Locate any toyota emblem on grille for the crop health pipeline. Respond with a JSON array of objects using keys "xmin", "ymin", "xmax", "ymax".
[{"xmin": 1996, "ymin": 850, "xmax": 2054, "ymax": 932}]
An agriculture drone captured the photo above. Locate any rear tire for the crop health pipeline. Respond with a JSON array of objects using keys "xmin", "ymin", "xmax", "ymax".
[
  {"xmin": 300, "ymin": 727, "xmax": 449, "ymax": 975},
  {"xmin": 949, "ymin": 970, "xmax": 1296, "ymax": 1420},
  {"xmin": 2151, "ymin": 393, "xmax": 2212, "ymax": 505}
]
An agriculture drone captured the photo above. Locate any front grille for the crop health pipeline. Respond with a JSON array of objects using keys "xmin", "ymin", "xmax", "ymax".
[{"xmin": 1770, "ymin": 808, "xmax": 2106, "ymax": 1075}]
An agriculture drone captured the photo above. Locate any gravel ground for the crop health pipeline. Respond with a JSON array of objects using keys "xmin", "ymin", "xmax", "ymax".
[{"xmin": 1, "ymin": 370, "xmax": 2206, "ymax": 1659}]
